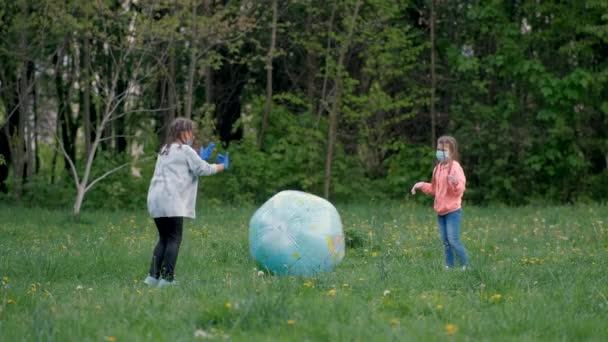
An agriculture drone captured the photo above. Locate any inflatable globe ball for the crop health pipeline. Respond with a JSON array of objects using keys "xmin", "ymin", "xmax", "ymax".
[{"xmin": 248, "ymin": 191, "xmax": 345, "ymax": 276}]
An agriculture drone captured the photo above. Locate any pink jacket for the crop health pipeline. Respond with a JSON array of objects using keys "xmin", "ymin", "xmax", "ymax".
[{"xmin": 419, "ymin": 161, "xmax": 466, "ymax": 216}]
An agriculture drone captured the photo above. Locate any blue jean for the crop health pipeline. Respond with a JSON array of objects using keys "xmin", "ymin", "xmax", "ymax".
[{"xmin": 437, "ymin": 209, "xmax": 468, "ymax": 267}]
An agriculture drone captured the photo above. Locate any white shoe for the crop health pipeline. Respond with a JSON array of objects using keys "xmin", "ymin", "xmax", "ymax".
[
  {"xmin": 144, "ymin": 275, "xmax": 159, "ymax": 287},
  {"xmin": 157, "ymin": 279, "xmax": 178, "ymax": 288}
]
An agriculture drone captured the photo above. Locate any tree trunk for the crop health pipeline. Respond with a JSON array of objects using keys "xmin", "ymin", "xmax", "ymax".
[
  {"xmin": 205, "ymin": 67, "xmax": 213, "ymax": 106},
  {"xmin": 168, "ymin": 48, "xmax": 178, "ymax": 119},
  {"xmin": 83, "ymin": 36, "xmax": 93, "ymax": 159},
  {"xmin": 56, "ymin": 69, "xmax": 75, "ymax": 168},
  {"xmin": 305, "ymin": 9, "xmax": 317, "ymax": 103},
  {"xmin": 115, "ymin": 76, "xmax": 127, "ymax": 153},
  {"xmin": 0, "ymin": 122, "xmax": 11, "ymax": 193},
  {"xmin": 184, "ymin": 1, "xmax": 198, "ymax": 119},
  {"xmin": 28, "ymin": 63, "xmax": 38, "ymax": 177},
  {"xmin": 316, "ymin": 1, "xmax": 337, "ymax": 124},
  {"xmin": 201, "ymin": 0, "xmax": 213, "ymax": 108},
  {"xmin": 157, "ymin": 48, "xmax": 176, "ymax": 148},
  {"xmin": 324, "ymin": 0, "xmax": 361, "ymax": 199},
  {"xmin": 55, "ymin": 39, "xmax": 77, "ymax": 167},
  {"xmin": 430, "ymin": 0, "xmax": 437, "ymax": 149},
  {"xmin": 0, "ymin": 89, "xmax": 19, "ymax": 193},
  {"xmin": 257, "ymin": 0, "xmax": 278, "ymax": 150},
  {"xmin": 13, "ymin": 2, "xmax": 31, "ymax": 199},
  {"xmin": 73, "ymin": 184, "xmax": 86, "ymax": 216},
  {"xmin": 101, "ymin": 49, "xmax": 113, "ymax": 151}
]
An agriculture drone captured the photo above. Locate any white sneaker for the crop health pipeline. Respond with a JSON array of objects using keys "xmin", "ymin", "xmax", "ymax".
[
  {"xmin": 144, "ymin": 275, "xmax": 159, "ymax": 287},
  {"xmin": 157, "ymin": 279, "xmax": 178, "ymax": 288}
]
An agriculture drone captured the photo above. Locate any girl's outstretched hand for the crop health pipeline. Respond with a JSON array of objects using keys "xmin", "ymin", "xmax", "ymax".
[
  {"xmin": 411, "ymin": 182, "xmax": 423, "ymax": 195},
  {"xmin": 217, "ymin": 152, "xmax": 230, "ymax": 170}
]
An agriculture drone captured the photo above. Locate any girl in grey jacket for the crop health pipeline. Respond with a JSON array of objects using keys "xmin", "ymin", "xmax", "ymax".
[{"xmin": 144, "ymin": 118, "xmax": 228, "ymax": 287}]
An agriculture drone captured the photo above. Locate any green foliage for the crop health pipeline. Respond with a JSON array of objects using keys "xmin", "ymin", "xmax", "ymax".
[
  {"xmin": 81, "ymin": 152, "xmax": 154, "ymax": 211},
  {"xmin": 343, "ymin": 226, "xmax": 368, "ymax": 249},
  {"xmin": 441, "ymin": 0, "xmax": 608, "ymax": 204},
  {"xmin": 385, "ymin": 141, "xmax": 435, "ymax": 202},
  {"xmin": 1, "ymin": 0, "xmax": 607, "ymax": 211},
  {"xmin": 202, "ymin": 93, "xmax": 380, "ymax": 204},
  {"xmin": 19, "ymin": 175, "xmax": 74, "ymax": 209}
]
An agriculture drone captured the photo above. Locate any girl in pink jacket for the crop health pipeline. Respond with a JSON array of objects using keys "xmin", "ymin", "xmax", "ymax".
[{"xmin": 411, "ymin": 135, "xmax": 469, "ymax": 270}]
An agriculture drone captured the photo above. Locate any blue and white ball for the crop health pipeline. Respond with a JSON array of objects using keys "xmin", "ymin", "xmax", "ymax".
[{"xmin": 249, "ymin": 191, "xmax": 345, "ymax": 276}]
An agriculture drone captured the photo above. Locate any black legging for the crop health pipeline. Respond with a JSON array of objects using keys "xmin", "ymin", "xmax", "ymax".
[{"xmin": 149, "ymin": 217, "xmax": 183, "ymax": 281}]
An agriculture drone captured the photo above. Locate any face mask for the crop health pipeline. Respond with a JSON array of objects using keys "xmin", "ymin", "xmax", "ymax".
[
  {"xmin": 436, "ymin": 150, "xmax": 449, "ymax": 162},
  {"xmin": 185, "ymin": 139, "xmax": 194, "ymax": 147}
]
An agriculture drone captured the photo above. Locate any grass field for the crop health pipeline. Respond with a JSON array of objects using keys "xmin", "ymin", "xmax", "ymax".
[{"xmin": 1, "ymin": 202, "xmax": 607, "ymax": 341}]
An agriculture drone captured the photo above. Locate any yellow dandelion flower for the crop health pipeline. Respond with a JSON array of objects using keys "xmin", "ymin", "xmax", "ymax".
[
  {"xmin": 225, "ymin": 302, "xmax": 232, "ymax": 309},
  {"xmin": 287, "ymin": 319, "xmax": 296, "ymax": 325},
  {"xmin": 105, "ymin": 336, "xmax": 116, "ymax": 342},
  {"xmin": 303, "ymin": 281, "xmax": 314, "ymax": 288},
  {"xmin": 445, "ymin": 323, "xmax": 458, "ymax": 335},
  {"xmin": 490, "ymin": 293, "xmax": 502, "ymax": 302},
  {"xmin": 328, "ymin": 289, "xmax": 337, "ymax": 296},
  {"xmin": 390, "ymin": 318, "xmax": 399, "ymax": 325},
  {"xmin": 436, "ymin": 304, "xmax": 443, "ymax": 310},
  {"xmin": 371, "ymin": 252, "xmax": 378, "ymax": 257}
]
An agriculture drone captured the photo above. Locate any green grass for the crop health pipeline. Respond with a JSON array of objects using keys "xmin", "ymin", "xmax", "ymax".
[{"xmin": 1, "ymin": 202, "xmax": 607, "ymax": 341}]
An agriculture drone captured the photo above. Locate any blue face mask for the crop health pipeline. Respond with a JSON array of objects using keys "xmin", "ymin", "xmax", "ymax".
[{"xmin": 436, "ymin": 150, "xmax": 449, "ymax": 162}]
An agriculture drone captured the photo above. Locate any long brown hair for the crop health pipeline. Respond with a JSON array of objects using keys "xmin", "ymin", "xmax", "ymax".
[
  {"xmin": 160, "ymin": 118, "xmax": 195, "ymax": 155},
  {"xmin": 431, "ymin": 135, "xmax": 459, "ymax": 190}
]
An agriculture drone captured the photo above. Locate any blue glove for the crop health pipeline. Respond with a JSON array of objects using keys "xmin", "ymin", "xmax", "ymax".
[
  {"xmin": 217, "ymin": 152, "xmax": 230, "ymax": 170},
  {"xmin": 199, "ymin": 142, "xmax": 215, "ymax": 160}
]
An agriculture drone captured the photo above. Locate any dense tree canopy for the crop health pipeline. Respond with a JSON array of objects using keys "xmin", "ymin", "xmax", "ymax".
[{"xmin": 1, "ymin": 0, "xmax": 606, "ymax": 212}]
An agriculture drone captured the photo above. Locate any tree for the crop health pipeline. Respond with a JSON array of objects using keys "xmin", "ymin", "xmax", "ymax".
[
  {"xmin": 56, "ymin": 1, "xmax": 161, "ymax": 215},
  {"xmin": 257, "ymin": 0, "xmax": 278, "ymax": 150},
  {"xmin": 0, "ymin": 0, "xmax": 51, "ymax": 199},
  {"xmin": 324, "ymin": 0, "xmax": 361, "ymax": 199}
]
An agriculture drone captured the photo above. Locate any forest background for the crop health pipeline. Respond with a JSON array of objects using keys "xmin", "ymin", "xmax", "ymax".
[{"xmin": 1, "ymin": 0, "xmax": 607, "ymax": 214}]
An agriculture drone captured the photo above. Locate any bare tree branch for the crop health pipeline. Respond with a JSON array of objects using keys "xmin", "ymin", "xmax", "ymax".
[
  {"xmin": 84, "ymin": 154, "xmax": 155, "ymax": 193},
  {"xmin": 53, "ymin": 133, "xmax": 81, "ymax": 190}
]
